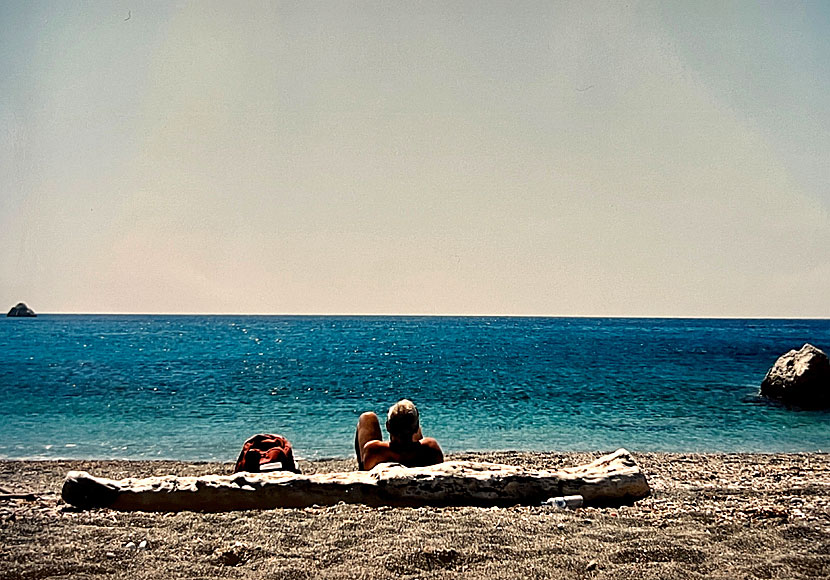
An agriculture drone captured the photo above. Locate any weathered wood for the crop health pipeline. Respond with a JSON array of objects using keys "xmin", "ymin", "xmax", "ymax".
[{"xmin": 61, "ymin": 448, "xmax": 649, "ymax": 512}]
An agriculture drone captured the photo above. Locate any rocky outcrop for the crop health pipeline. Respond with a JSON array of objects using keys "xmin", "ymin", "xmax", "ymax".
[
  {"xmin": 760, "ymin": 344, "xmax": 830, "ymax": 408},
  {"xmin": 62, "ymin": 448, "xmax": 650, "ymax": 512},
  {"xmin": 6, "ymin": 303, "xmax": 36, "ymax": 317}
]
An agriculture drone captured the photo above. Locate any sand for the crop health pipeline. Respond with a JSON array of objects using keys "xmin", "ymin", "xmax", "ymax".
[{"xmin": 1, "ymin": 451, "xmax": 829, "ymax": 579}]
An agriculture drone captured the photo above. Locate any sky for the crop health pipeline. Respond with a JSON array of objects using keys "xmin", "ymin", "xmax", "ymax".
[{"xmin": 1, "ymin": 1, "xmax": 829, "ymax": 317}]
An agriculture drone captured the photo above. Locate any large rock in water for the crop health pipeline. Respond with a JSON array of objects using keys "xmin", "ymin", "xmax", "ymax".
[
  {"xmin": 6, "ymin": 303, "xmax": 36, "ymax": 317},
  {"xmin": 760, "ymin": 344, "xmax": 830, "ymax": 408},
  {"xmin": 61, "ymin": 448, "xmax": 650, "ymax": 512}
]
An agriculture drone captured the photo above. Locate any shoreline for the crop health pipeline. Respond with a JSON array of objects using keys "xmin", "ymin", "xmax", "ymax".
[
  {"xmin": 2, "ymin": 451, "xmax": 829, "ymax": 579},
  {"xmin": 4, "ymin": 439, "xmax": 829, "ymax": 464},
  {"xmin": 3, "ymin": 448, "xmax": 829, "ymax": 461}
]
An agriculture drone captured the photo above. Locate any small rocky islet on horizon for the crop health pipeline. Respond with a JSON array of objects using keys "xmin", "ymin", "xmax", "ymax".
[{"xmin": 6, "ymin": 302, "xmax": 36, "ymax": 317}]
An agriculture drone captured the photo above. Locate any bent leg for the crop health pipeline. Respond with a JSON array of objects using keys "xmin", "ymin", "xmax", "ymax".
[
  {"xmin": 241, "ymin": 448, "xmax": 262, "ymax": 473},
  {"xmin": 355, "ymin": 412, "xmax": 382, "ymax": 469}
]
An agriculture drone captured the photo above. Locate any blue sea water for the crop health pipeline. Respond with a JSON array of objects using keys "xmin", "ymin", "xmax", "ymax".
[{"xmin": 0, "ymin": 315, "xmax": 828, "ymax": 461}]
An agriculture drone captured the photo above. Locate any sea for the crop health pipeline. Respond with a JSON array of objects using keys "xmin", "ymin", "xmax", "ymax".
[{"xmin": 1, "ymin": 315, "xmax": 828, "ymax": 461}]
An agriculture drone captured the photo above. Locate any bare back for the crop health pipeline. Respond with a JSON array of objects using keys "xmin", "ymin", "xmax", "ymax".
[
  {"xmin": 361, "ymin": 437, "xmax": 443, "ymax": 471},
  {"xmin": 355, "ymin": 410, "xmax": 444, "ymax": 471}
]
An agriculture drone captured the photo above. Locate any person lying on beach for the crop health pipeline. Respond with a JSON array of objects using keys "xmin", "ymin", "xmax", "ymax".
[
  {"xmin": 233, "ymin": 433, "xmax": 301, "ymax": 474},
  {"xmin": 354, "ymin": 399, "xmax": 444, "ymax": 470}
]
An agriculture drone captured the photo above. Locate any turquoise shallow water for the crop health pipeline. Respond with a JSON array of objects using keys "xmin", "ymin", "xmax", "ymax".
[{"xmin": 0, "ymin": 315, "xmax": 828, "ymax": 460}]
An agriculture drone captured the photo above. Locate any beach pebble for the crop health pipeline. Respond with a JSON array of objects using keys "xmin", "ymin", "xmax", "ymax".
[
  {"xmin": 138, "ymin": 540, "xmax": 149, "ymax": 550},
  {"xmin": 125, "ymin": 541, "xmax": 136, "ymax": 550}
]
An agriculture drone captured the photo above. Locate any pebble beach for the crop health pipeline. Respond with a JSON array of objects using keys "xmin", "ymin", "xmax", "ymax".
[{"xmin": 1, "ymin": 451, "xmax": 829, "ymax": 579}]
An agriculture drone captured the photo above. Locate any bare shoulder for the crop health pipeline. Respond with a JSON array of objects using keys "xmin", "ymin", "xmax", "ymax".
[
  {"xmin": 419, "ymin": 437, "xmax": 444, "ymax": 462},
  {"xmin": 363, "ymin": 439, "xmax": 389, "ymax": 452},
  {"xmin": 362, "ymin": 439, "xmax": 391, "ymax": 460},
  {"xmin": 361, "ymin": 440, "xmax": 392, "ymax": 470}
]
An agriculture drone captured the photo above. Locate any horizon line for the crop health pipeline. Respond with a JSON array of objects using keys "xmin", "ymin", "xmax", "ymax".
[{"xmin": 12, "ymin": 311, "xmax": 830, "ymax": 321}]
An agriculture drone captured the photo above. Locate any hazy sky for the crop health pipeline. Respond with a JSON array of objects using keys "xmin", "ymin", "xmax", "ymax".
[{"xmin": 2, "ymin": 1, "xmax": 829, "ymax": 316}]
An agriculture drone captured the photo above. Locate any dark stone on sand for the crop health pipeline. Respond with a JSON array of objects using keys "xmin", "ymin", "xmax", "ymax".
[
  {"xmin": 6, "ymin": 303, "xmax": 36, "ymax": 317},
  {"xmin": 760, "ymin": 344, "xmax": 830, "ymax": 409}
]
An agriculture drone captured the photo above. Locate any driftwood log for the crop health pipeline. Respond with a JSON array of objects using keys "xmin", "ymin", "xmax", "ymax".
[{"xmin": 62, "ymin": 448, "xmax": 649, "ymax": 512}]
